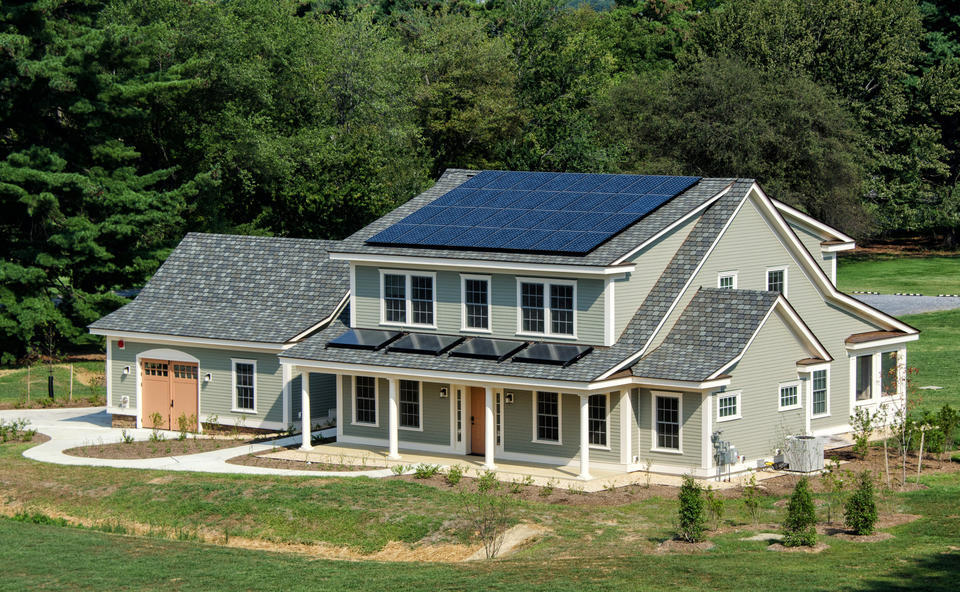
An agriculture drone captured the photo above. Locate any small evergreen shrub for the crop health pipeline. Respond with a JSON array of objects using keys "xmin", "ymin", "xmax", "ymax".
[
  {"xmin": 677, "ymin": 475, "xmax": 706, "ymax": 542},
  {"xmin": 782, "ymin": 477, "xmax": 817, "ymax": 547},
  {"xmin": 844, "ymin": 470, "xmax": 878, "ymax": 535}
]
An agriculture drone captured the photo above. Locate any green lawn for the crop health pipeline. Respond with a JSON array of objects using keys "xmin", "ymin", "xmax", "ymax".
[
  {"xmin": 838, "ymin": 255, "xmax": 960, "ymax": 294},
  {"xmin": 0, "ymin": 361, "xmax": 105, "ymax": 406},
  {"xmin": 902, "ymin": 309, "xmax": 960, "ymax": 412}
]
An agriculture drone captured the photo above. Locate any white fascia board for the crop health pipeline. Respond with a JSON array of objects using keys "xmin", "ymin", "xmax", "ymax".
[
  {"xmin": 88, "ymin": 329, "xmax": 289, "ymax": 352},
  {"xmin": 845, "ymin": 333, "xmax": 919, "ymax": 351},
  {"xmin": 796, "ymin": 362, "xmax": 831, "ymax": 373},
  {"xmin": 327, "ymin": 252, "xmax": 635, "ymax": 276},
  {"xmin": 772, "ymin": 199, "xmax": 855, "ymax": 243},
  {"xmin": 279, "ymin": 357, "xmax": 726, "ymax": 393},
  {"xmin": 611, "ymin": 183, "xmax": 733, "ymax": 265},
  {"xmin": 821, "ymin": 242, "xmax": 856, "ymax": 253},
  {"xmin": 289, "ymin": 292, "xmax": 350, "ymax": 342},
  {"xmin": 751, "ymin": 184, "xmax": 917, "ymax": 334}
]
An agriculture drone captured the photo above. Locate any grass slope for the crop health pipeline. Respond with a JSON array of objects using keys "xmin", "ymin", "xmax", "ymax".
[
  {"xmin": 0, "ymin": 361, "xmax": 105, "ymax": 406},
  {"xmin": 838, "ymin": 255, "xmax": 960, "ymax": 294},
  {"xmin": 902, "ymin": 309, "xmax": 960, "ymax": 411}
]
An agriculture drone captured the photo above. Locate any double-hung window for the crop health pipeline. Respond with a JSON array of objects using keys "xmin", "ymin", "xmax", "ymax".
[
  {"xmin": 766, "ymin": 267, "xmax": 787, "ymax": 294},
  {"xmin": 588, "ymin": 394, "xmax": 607, "ymax": 447},
  {"xmin": 717, "ymin": 391, "xmax": 741, "ymax": 421},
  {"xmin": 881, "ymin": 351, "xmax": 898, "ymax": 397},
  {"xmin": 655, "ymin": 395, "xmax": 680, "ymax": 451},
  {"xmin": 779, "ymin": 382, "xmax": 800, "ymax": 411},
  {"xmin": 381, "ymin": 271, "xmax": 435, "ymax": 327},
  {"xmin": 812, "ymin": 369, "xmax": 829, "ymax": 416},
  {"xmin": 518, "ymin": 278, "xmax": 576, "ymax": 337},
  {"xmin": 354, "ymin": 376, "xmax": 377, "ymax": 425},
  {"xmin": 399, "ymin": 380, "xmax": 421, "ymax": 429},
  {"xmin": 534, "ymin": 392, "xmax": 560, "ymax": 443},
  {"xmin": 232, "ymin": 360, "xmax": 256, "ymax": 413},
  {"xmin": 462, "ymin": 275, "xmax": 490, "ymax": 331},
  {"xmin": 855, "ymin": 355, "xmax": 873, "ymax": 401}
]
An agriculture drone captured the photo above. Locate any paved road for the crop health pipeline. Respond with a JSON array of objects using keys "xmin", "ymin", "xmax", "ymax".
[
  {"xmin": 853, "ymin": 294, "xmax": 960, "ymax": 317},
  {"xmin": 0, "ymin": 407, "xmax": 392, "ymax": 478}
]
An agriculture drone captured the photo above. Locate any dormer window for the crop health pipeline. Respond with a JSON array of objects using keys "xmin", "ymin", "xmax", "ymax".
[
  {"xmin": 380, "ymin": 270, "xmax": 436, "ymax": 328},
  {"xmin": 517, "ymin": 278, "xmax": 576, "ymax": 338}
]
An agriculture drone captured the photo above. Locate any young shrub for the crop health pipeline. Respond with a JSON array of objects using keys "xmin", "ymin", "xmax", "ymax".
[
  {"xmin": 742, "ymin": 474, "xmax": 762, "ymax": 526},
  {"xmin": 677, "ymin": 475, "xmax": 706, "ymax": 542},
  {"xmin": 120, "ymin": 429, "xmax": 135, "ymax": 444},
  {"xmin": 937, "ymin": 405, "xmax": 959, "ymax": 452},
  {"xmin": 413, "ymin": 463, "xmax": 441, "ymax": 479},
  {"xmin": 445, "ymin": 464, "xmax": 464, "ymax": 486},
  {"xmin": 477, "ymin": 470, "xmax": 498, "ymax": 493},
  {"xmin": 705, "ymin": 486, "xmax": 725, "ymax": 530},
  {"xmin": 148, "ymin": 412, "xmax": 164, "ymax": 442},
  {"xmin": 850, "ymin": 407, "xmax": 877, "ymax": 459},
  {"xmin": 390, "ymin": 464, "xmax": 407, "ymax": 476},
  {"xmin": 539, "ymin": 478, "xmax": 556, "ymax": 497},
  {"xmin": 821, "ymin": 458, "xmax": 849, "ymax": 523},
  {"xmin": 459, "ymin": 474, "xmax": 512, "ymax": 558},
  {"xmin": 844, "ymin": 470, "xmax": 878, "ymax": 535},
  {"xmin": 782, "ymin": 477, "xmax": 817, "ymax": 547}
]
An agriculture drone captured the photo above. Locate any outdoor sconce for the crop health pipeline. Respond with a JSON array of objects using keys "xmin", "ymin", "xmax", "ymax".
[
  {"xmin": 204, "ymin": 373, "xmax": 212, "ymax": 383},
  {"xmin": 439, "ymin": 387, "xmax": 449, "ymax": 399},
  {"xmin": 505, "ymin": 392, "xmax": 515, "ymax": 404},
  {"xmin": 122, "ymin": 366, "xmax": 130, "ymax": 375}
]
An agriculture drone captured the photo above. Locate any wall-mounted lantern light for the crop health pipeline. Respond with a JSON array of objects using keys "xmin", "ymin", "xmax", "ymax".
[
  {"xmin": 505, "ymin": 392, "xmax": 515, "ymax": 404},
  {"xmin": 204, "ymin": 373, "xmax": 212, "ymax": 383},
  {"xmin": 122, "ymin": 366, "xmax": 130, "ymax": 375},
  {"xmin": 439, "ymin": 387, "xmax": 449, "ymax": 399}
]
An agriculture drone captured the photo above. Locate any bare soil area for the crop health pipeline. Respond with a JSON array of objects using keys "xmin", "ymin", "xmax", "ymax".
[
  {"xmin": 226, "ymin": 452, "xmax": 382, "ymax": 472},
  {"xmin": 63, "ymin": 437, "xmax": 256, "ymax": 459},
  {"xmin": 655, "ymin": 539, "xmax": 716, "ymax": 553},
  {"xmin": 768, "ymin": 542, "xmax": 830, "ymax": 553}
]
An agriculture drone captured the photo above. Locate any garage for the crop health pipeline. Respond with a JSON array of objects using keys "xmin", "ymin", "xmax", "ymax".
[{"xmin": 141, "ymin": 359, "xmax": 199, "ymax": 430}]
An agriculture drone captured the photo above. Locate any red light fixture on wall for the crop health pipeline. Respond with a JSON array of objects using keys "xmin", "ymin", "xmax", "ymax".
[{"xmin": 117, "ymin": 339, "xmax": 125, "ymax": 350}]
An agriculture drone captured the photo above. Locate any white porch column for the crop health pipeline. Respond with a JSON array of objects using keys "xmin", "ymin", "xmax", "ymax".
[
  {"xmin": 484, "ymin": 386, "xmax": 495, "ymax": 470},
  {"xmin": 388, "ymin": 377, "xmax": 400, "ymax": 460},
  {"xmin": 300, "ymin": 370, "xmax": 312, "ymax": 451},
  {"xmin": 579, "ymin": 394, "xmax": 592, "ymax": 480}
]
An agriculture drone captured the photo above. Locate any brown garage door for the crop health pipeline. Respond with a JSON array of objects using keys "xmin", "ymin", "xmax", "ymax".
[{"xmin": 141, "ymin": 359, "xmax": 199, "ymax": 430}]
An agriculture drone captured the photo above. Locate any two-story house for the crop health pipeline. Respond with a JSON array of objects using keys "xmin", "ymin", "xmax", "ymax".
[{"xmin": 91, "ymin": 169, "xmax": 918, "ymax": 479}]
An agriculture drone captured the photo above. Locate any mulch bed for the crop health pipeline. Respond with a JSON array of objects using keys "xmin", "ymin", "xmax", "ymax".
[
  {"xmin": 0, "ymin": 433, "xmax": 50, "ymax": 445},
  {"xmin": 226, "ymin": 452, "xmax": 382, "ymax": 472},
  {"xmin": 655, "ymin": 539, "xmax": 715, "ymax": 553},
  {"xmin": 0, "ymin": 398, "xmax": 105, "ymax": 411},
  {"xmin": 63, "ymin": 437, "xmax": 256, "ymax": 459},
  {"xmin": 768, "ymin": 542, "xmax": 830, "ymax": 553}
]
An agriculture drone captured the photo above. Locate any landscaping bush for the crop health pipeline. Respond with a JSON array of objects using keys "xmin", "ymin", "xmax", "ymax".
[
  {"xmin": 782, "ymin": 478, "xmax": 817, "ymax": 547},
  {"xmin": 845, "ymin": 470, "xmax": 879, "ymax": 535},
  {"xmin": 0, "ymin": 418, "xmax": 36, "ymax": 443},
  {"xmin": 413, "ymin": 463, "xmax": 441, "ymax": 479},
  {"xmin": 677, "ymin": 475, "xmax": 706, "ymax": 542},
  {"xmin": 460, "ymin": 475, "xmax": 512, "ymax": 558},
  {"xmin": 445, "ymin": 464, "xmax": 464, "ymax": 486},
  {"xmin": 705, "ymin": 486, "xmax": 724, "ymax": 530},
  {"xmin": 937, "ymin": 405, "xmax": 959, "ymax": 451},
  {"xmin": 742, "ymin": 475, "xmax": 762, "ymax": 526},
  {"xmin": 850, "ymin": 407, "xmax": 878, "ymax": 459}
]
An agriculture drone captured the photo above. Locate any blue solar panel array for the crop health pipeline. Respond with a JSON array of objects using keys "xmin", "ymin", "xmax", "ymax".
[{"xmin": 365, "ymin": 171, "xmax": 701, "ymax": 254}]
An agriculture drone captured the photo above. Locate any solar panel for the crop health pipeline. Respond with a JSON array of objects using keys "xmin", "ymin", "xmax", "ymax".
[
  {"xmin": 449, "ymin": 338, "xmax": 528, "ymax": 362},
  {"xmin": 365, "ymin": 171, "xmax": 701, "ymax": 255},
  {"xmin": 511, "ymin": 343, "xmax": 593, "ymax": 367},
  {"xmin": 387, "ymin": 333, "xmax": 465, "ymax": 356},
  {"xmin": 328, "ymin": 329, "xmax": 402, "ymax": 351}
]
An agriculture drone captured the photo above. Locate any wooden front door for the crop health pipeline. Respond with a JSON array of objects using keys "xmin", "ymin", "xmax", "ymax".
[
  {"xmin": 141, "ymin": 359, "xmax": 199, "ymax": 430},
  {"xmin": 470, "ymin": 387, "xmax": 485, "ymax": 455}
]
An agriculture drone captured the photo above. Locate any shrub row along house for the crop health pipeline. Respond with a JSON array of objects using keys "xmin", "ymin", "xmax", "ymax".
[{"xmin": 90, "ymin": 170, "xmax": 917, "ymax": 478}]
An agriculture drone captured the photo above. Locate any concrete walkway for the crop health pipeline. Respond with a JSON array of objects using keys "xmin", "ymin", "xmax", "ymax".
[
  {"xmin": 0, "ymin": 407, "xmax": 393, "ymax": 478},
  {"xmin": 853, "ymin": 294, "xmax": 960, "ymax": 316}
]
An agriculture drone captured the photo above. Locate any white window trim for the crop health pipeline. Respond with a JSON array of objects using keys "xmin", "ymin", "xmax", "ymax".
[
  {"xmin": 651, "ymin": 391, "xmax": 683, "ymax": 454},
  {"xmin": 351, "ymin": 375, "xmax": 379, "ymax": 427},
  {"xmin": 379, "ymin": 269, "xmax": 438, "ymax": 329},
  {"xmin": 715, "ymin": 390, "xmax": 742, "ymax": 422},
  {"xmin": 230, "ymin": 358, "xmax": 257, "ymax": 414},
  {"xmin": 398, "ymin": 379, "xmax": 424, "ymax": 432},
  {"xmin": 778, "ymin": 380, "xmax": 802, "ymax": 411},
  {"xmin": 532, "ymin": 391, "xmax": 563, "ymax": 445},
  {"xmin": 460, "ymin": 274, "xmax": 492, "ymax": 334},
  {"xmin": 810, "ymin": 366, "xmax": 830, "ymax": 418},
  {"xmin": 516, "ymin": 277, "xmax": 578, "ymax": 340},
  {"xmin": 766, "ymin": 265, "xmax": 789, "ymax": 296},
  {"xmin": 879, "ymin": 349, "xmax": 904, "ymax": 400},
  {"xmin": 588, "ymin": 392, "xmax": 611, "ymax": 450},
  {"xmin": 853, "ymin": 353, "xmax": 875, "ymax": 405},
  {"xmin": 717, "ymin": 271, "xmax": 738, "ymax": 289}
]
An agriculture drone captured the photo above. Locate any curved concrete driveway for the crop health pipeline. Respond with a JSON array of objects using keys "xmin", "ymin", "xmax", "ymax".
[{"xmin": 0, "ymin": 407, "xmax": 393, "ymax": 478}]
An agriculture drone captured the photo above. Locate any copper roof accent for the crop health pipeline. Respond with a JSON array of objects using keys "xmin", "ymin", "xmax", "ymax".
[
  {"xmin": 797, "ymin": 357, "xmax": 828, "ymax": 366},
  {"xmin": 845, "ymin": 331, "xmax": 905, "ymax": 344}
]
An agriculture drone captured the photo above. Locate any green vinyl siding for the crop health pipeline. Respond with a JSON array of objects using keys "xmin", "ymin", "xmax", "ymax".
[
  {"xmin": 291, "ymin": 372, "xmax": 337, "ymax": 425},
  {"xmin": 501, "ymin": 391, "xmax": 621, "ymax": 465},
  {"xmin": 712, "ymin": 310, "xmax": 810, "ymax": 461},
  {"xmin": 109, "ymin": 340, "xmax": 285, "ymax": 426},
  {"xmin": 340, "ymin": 375, "xmax": 452, "ymax": 446},
  {"xmin": 634, "ymin": 389, "xmax": 702, "ymax": 467},
  {"xmin": 353, "ymin": 265, "xmax": 605, "ymax": 345},
  {"xmin": 649, "ymin": 192, "xmax": 879, "ymax": 428},
  {"xmin": 614, "ymin": 212, "xmax": 701, "ymax": 337}
]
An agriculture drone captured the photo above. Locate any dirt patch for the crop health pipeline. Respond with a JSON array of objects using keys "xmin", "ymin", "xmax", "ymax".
[
  {"xmin": 847, "ymin": 238, "xmax": 959, "ymax": 258},
  {"xmin": 768, "ymin": 542, "xmax": 830, "ymax": 553},
  {"xmin": 226, "ymin": 452, "xmax": 382, "ymax": 472},
  {"xmin": 831, "ymin": 531, "xmax": 895, "ymax": 543},
  {"xmin": 63, "ymin": 437, "xmax": 256, "ymax": 459},
  {"xmin": 655, "ymin": 539, "xmax": 716, "ymax": 554},
  {"xmin": 0, "ymin": 433, "xmax": 50, "ymax": 445},
  {"xmin": 0, "ymin": 397, "xmax": 105, "ymax": 411}
]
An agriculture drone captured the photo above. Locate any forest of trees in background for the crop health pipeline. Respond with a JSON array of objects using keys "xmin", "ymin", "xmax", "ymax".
[{"xmin": 1, "ymin": 0, "xmax": 959, "ymax": 361}]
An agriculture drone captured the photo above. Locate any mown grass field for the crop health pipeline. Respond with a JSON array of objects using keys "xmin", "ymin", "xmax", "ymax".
[
  {"xmin": 838, "ymin": 254, "xmax": 960, "ymax": 294},
  {"xmin": 0, "ymin": 361, "xmax": 105, "ymax": 407},
  {"xmin": 902, "ymin": 309, "xmax": 960, "ymax": 411}
]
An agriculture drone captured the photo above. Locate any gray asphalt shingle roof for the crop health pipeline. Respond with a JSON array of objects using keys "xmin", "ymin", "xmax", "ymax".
[
  {"xmin": 89, "ymin": 233, "xmax": 348, "ymax": 344},
  {"xmin": 282, "ymin": 181, "xmax": 759, "ymax": 383},
  {"xmin": 630, "ymin": 288, "xmax": 780, "ymax": 381},
  {"xmin": 333, "ymin": 169, "xmax": 737, "ymax": 267}
]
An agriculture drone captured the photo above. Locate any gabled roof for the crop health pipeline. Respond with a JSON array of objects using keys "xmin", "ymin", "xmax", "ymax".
[
  {"xmin": 331, "ymin": 169, "xmax": 736, "ymax": 267},
  {"xmin": 89, "ymin": 233, "xmax": 348, "ymax": 344},
  {"xmin": 630, "ymin": 288, "xmax": 828, "ymax": 382}
]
